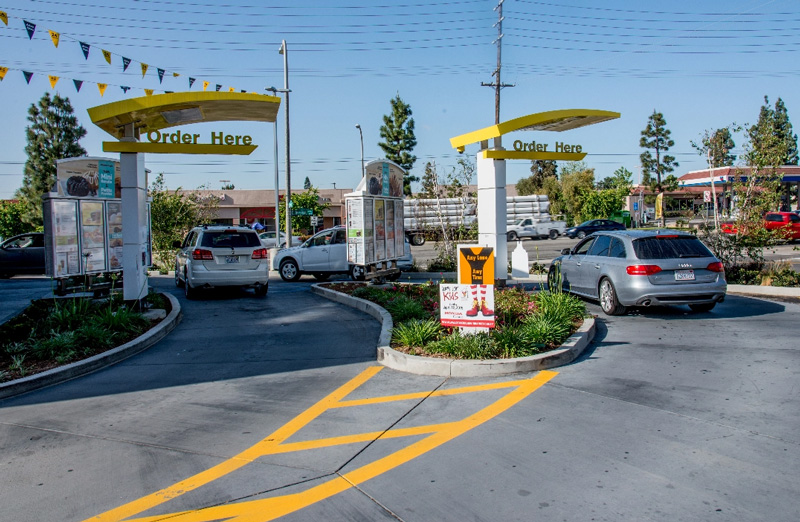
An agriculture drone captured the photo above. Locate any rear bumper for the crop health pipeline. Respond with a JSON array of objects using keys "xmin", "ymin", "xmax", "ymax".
[
  {"xmin": 616, "ymin": 280, "xmax": 728, "ymax": 307},
  {"xmin": 187, "ymin": 265, "xmax": 269, "ymax": 288}
]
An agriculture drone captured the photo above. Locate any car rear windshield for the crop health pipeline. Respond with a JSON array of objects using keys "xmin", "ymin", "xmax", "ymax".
[
  {"xmin": 200, "ymin": 231, "xmax": 261, "ymax": 248},
  {"xmin": 632, "ymin": 236, "xmax": 713, "ymax": 259}
]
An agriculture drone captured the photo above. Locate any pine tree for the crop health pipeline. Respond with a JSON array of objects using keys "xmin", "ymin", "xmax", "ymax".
[
  {"xmin": 16, "ymin": 93, "xmax": 87, "ymax": 226},
  {"xmin": 749, "ymin": 96, "xmax": 798, "ymax": 166},
  {"xmin": 303, "ymin": 176, "xmax": 311, "ymax": 189},
  {"xmin": 378, "ymin": 94, "xmax": 418, "ymax": 195},
  {"xmin": 640, "ymin": 110, "xmax": 679, "ymax": 226},
  {"xmin": 691, "ymin": 126, "xmax": 737, "ymax": 168}
]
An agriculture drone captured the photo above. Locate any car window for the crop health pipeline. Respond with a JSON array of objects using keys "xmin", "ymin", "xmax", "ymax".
[
  {"xmin": 766, "ymin": 214, "xmax": 782, "ymax": 222},
  {"xmin": 200, "ymin": 230, "xmax": 260, "ymax": 248},
  {"xmin": 609, "ymin": 237, "xmax": 627, "ymax": 258},
  {"xmin": 587, "ymin": 235, "xmax": 611, "ymax": 256},
  {"xmin": 632, "ymin": 236, "xmax": 713, "ymax": 259},
  {"xmin": 310, "ymin": 231, "xmax": 334, "ymax": 247},
  {"xmin": 332, "ymin": 230, "xmax": 347, "ymax": 244},
  {"xmin": 5, "ymin": 235, "xmax": 35, "ymax": 248},
  {"xmin": 574, "ymin": 237, "xmax": 595, "ymax": 255},
  {"xmin": 788, "ymin": 214, "xmax": 800, "ymax": 223}
]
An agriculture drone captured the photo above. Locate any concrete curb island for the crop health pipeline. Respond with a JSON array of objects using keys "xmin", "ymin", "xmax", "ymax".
[
  {"xmin": 0, "ymin": 293, "xmax": 182, "ymax": 400},
  {"xmin": 311, "ymin": 283, "xmax": 596, "ymax": 377}
]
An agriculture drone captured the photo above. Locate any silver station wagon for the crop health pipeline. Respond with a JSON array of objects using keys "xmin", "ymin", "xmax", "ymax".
[{"xmin": 548, "ymin": 230, "xmax": 727, "ymax": 315}]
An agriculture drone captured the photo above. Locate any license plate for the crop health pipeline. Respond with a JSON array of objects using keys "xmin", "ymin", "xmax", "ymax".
[
  {"xmin": 674, "ymin": 269, "xmax": 695, "ymax": 281},
  {"xmin": 225, "ymin": 256, "xmax": 239, "ymax": 264}
]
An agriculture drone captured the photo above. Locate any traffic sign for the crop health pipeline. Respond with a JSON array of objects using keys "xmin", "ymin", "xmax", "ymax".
[
  {"xmin": 292, "ymin": 208, "xmax": 313, "ymax": 216},
  {"xmin": 310, "ymin": 216, "xmax": 319, "ymax": 226}
]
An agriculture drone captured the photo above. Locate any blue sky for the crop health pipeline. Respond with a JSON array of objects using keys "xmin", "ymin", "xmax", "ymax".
[{"xmin": 1, "ymin": 0, "xmax": 798, "ymax": 199}]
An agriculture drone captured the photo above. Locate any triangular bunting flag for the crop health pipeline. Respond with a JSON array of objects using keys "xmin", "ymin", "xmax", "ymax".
[
  {"xmin": 189, "ymin": 77, "xmax": 196, "ymax": 88},
  {"xmin": 24, "ymin": 20, "xmax": 36, "ymax": 39},
  {"xmin": 0, "ymin": 11, "xmax": 7, "ymax": 26},
  {"xmin": 164, "ymin": 91, "xmax": 174, "ymax": 94},
  {"xmin": 215, "ymin": 84, "xmax": 221, "ymax": 91},
  {"xmin": 122, "ymin": 57, "xmax": 131, "ymax": 72},
  {"xmin": 173, "ymin": 72, "xmax": 180, "ymax": 77},
  {"xmin": 80, "ymin": 42, "xmax": 90, "ymax": 59},
  {"xmin": 202, "ymin": 81, "xmax": 209, "ymax": 91},
  {"xmin": 227, "ymin": 87, "xmax": 233, "ymax": 92},
  {"xmin": 48, "ymin": 76, "xmax": 59, "ymax": 88},
  {"xmin": 102, "ymin": 50, "xmax": 112, "ymax": 65},
  {"xmin": 49, "ymin": 30, "xmax": 60, "ymax": 48},
  {"xmin": 157, "ymin": 68, "xmax": 165, "ymax": 83},
  {"xmin": 241, "ymin": 90, "xmax": 246, "ymax": 93},
  {"xmin": 141, "ymin": 63, "xmax": 148, "ymax": 78},
  {"xmin": 121, "ymin": 86, "xmax": 130, "ymax": 93},
  {"xmin": 0, "ymin": 67, "xmax": 8, "ymax": 81},
  {"xmin": 73, "ymin": 79, "xmax": 83, "ymax": 92},
  {"xmin": 144, "ymin": 89, "xmax": 154, "ymax": 96},
  {"xmin": 23, "ymin": 71, "xmax": 33, "ymax": 84},
  {"xmin": 98, "ymin": 83, "xmax": 107, "ymax": 96}
]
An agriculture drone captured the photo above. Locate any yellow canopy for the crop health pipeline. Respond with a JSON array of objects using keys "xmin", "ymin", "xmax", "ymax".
[{"xmin": 450, "ymin": 109, "xmax": 620, "ymax": 152}]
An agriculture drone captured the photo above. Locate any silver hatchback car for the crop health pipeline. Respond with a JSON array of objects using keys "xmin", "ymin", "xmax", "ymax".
[{"xmin": 549, "ymin": 230, "xmax": 726, "ymax": 315}]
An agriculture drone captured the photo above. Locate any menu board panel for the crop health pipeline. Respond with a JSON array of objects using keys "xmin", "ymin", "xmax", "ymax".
[
  {"xmin": 385, "ymin": 201, "xmax": 395, "ymax": 259},
  {"xmin": 53, "ymin": 200, "xmax": 80, "ymax": 277},
  {"xmin": 106, "ymin": 201, "xmax": 123, "ymax": 270},
  {"xmin": 80, "ymin": 200, "xmax": 106, "ymax": 272},
  {"xmin": 395, "ymin": 200, "xmax": 404, "ymax": 255},
  {"xmin": 374, "ymin": 199, "xmax": 386, "ymax": 261}
]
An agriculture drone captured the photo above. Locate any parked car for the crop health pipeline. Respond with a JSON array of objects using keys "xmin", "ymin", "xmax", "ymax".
[
  {"xmin": 258, "ymin": 230, "xmax": 302, "ymax": 248},
  {"xmin": 564, "ymin": 219, "xmax": 626, "ymax": 239},
  {"xmin": 506, "ymin": 217, "xmax": 566, "ymax": 241},
  {"xmin": 549, "ymin": 230, "xmax": 726, "ymax": 315},
  {"xmin": 173, "ymin": 225, "xmax": 269, "ymax": 298},
  {"xmin": 0, "ymin": 232, "xmax": 46, "ymax": 278},
  {"xmin": 720, "ymin": 211, "xmax": 800, "ymax": 241},
  {"xmin": 273, "ymin": 226, "xmax": 412, "ymax": 282}
]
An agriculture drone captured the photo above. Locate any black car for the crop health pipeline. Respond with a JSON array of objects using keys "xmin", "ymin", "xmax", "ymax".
[
  {"xmin": 564, "ymin": 219, "xmax": 626, "ymax": 239},
  {"xmin": 0, "ymin": 232, "xmax": 46, "ymax": 278}
]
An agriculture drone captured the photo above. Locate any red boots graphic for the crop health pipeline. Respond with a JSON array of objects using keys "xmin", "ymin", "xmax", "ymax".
[{"xmin": 465, "ymin": 285, "xmax": 493, "ymax": 317}]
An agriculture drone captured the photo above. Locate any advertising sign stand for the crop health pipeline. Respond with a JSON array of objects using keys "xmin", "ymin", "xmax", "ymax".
[{"xmin": 439, "ymin": 245, "xmax": 496, "ymax": 333}]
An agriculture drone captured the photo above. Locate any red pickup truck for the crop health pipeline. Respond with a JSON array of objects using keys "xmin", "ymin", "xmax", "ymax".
[{"xmin": 721, "ymin": 211, "xmax": 800, "ymax": 240}]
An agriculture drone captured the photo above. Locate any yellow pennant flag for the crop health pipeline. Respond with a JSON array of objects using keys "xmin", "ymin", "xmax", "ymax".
[
  {"xmin": 144, "ymin": 89, "xmax": 154, "ymax": 96},
  {"xmin": 49, "ymin": 30, "xmax": 60, "ymax": 48},
  {"xmin": 49, "ymin": 75, "xmax": 59, "ymax": 88},
  {"xmin": 202, "ymin": 81, "xmax": 209, "ymax": 91},
  {"xmin": 98, "ymin": 83, "xmax": 107, "ymax": 96},
  {"xmin": 141, "ymin": 63, "xmax": 148, "ymax": 78},
  {"xmin": 172, "ymin": 72, "xmax": 180, "ymax": 77},
  {"xmin": 229, "ymin": 87, "xmax": 235, "ymax": 92},
  {"xmin": 0, "ymin": 11, "xmax": 7, "ymax": 25},
  {"xmin": 0, "ymin": 66, "xmax": 8, "ymax": 81},
  {"xmin": 101, "ymin": 49, "xmax": 112, "ymax": 64}
]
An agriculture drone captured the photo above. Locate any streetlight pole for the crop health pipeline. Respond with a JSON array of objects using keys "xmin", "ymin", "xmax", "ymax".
[
  {"xmin": 355, "ymin": 124, "xmax": 364, "ymax": 178},
  {"xmin": 265, "ymin": 87, "xmax": 281, "ymax": 235},
  {"xmin": 279, "ymin": 40, "xmax": 292, "ymax": 247}
]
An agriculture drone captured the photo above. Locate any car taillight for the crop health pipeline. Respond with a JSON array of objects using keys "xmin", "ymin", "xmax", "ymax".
[
  {"xmin": 192, "ymin": 248, "xmax": 214, "ymax": 260},
  {"xmin": 251, "ymin": 248, "xmax": 269, "ymax": 260},
  {"xmin": 706, "ymin": 261, "xmax": 725, "ymax": 273},
  {"xmin": 626, "ymin": 265, "xmax": 662, "ymax": 276}
]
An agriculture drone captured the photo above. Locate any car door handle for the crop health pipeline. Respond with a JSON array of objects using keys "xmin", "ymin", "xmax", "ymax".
[{"xmin": 594, "ymin": 264, "xmax": 601, "ymax": 269}]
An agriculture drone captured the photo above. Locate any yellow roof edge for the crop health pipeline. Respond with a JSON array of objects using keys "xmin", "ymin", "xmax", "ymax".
[
  {"xmin": 450, "ymin": 109, "xmax": 620, "ymax": 150},
  {"xmin": 102, "ymin": 141, "xmax": 258, "ymax": 156},
  {"xmin": 482, "ymin": 150, "xmax": 587, "ymax": 161}
]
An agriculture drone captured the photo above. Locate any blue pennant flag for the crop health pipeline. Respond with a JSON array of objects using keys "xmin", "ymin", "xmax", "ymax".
[
  {"xmin": 23, "ymin": 20, "xmax": 35, "ymax": 39},
  {"xmin": 80, "ymin": 42, "xmax": 90, "ymax": 59}
]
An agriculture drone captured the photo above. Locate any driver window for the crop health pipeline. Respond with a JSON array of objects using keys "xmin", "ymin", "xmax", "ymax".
[
  {"xmin": 311, "ymin": 232, "xmax": 333, "ymax": 247},
  {"xmin": 332, "ymin": 230, "xmax": 346, "ymax": 244},
  {"xmin": 588, "ymin": 235, "xmax": 611, "ymax": 257},
  {"xmin": 574, "ymin": 238, "xmax": 595, "ymax": 256}
]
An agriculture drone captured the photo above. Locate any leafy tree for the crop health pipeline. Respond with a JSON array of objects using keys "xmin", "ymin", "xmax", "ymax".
[
  {"xmin": 579, "ymin": 189, "xmax": 625, "ymax": 222},
  {"xmin": 221, "ymin": 182, "xmax": 235, "ymax": 190},
  {"xmin": 596, "ymin": 166, "xmax": 633, "ymax": 191},
  {"xmin": 277, "ymin": 186, "xmax": 330, "ymax": 236},
  {"xmin": 691, "ymin": 127, "xmax": 737, "ymax": 167},
  {"xmin": 0, "ymin": 200, "xmax": 35, "ymax": 239},
  {"xmin": 747, "ymin": 96, "xmax": 798, "ymax": 166},
  {"xmin": 558, "ymin": 162, "xmax": 595, "ymax": 225},
  {"xmin": 378, "ymin": 94, "xmax": 418, "ymax": 195},
  {"xmin": 640, "ymin": 110, "xmax": 679, "ymax": 226},
  {"xmin": 148, "ymin": 174, "xmax": 219, "ymax": 272},
  {"xmin": 16, "ymin": 93, "xmax": 87, "ymax": 227},
  {"xmin": 517, "ymin": 160, "xmax": 557, "ymax": 196},
  {"xmin": 303, "ymin": 176, "xmax": 311, "ymax": 189}
]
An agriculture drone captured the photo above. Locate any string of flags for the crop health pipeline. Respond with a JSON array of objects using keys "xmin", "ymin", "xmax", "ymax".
[{"xmin": 0, "ymin": 9, "xmax": 258, "ymax": 97}]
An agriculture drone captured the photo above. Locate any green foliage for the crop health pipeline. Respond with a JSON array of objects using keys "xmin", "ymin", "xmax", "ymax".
[
  {"xmin": 427, "ymin": 331, "xmax": 496, "ymax": 359},
  {"xmin": 517, "ymin": 160, "xmax": 558, "ymax": 196},
  {"xmin": 579, "ymin": 189, "xmax": 625, "ymax": 222},
  {"xmin": 640, "ymin": 110, "xmax": 678, "ymax": 226},
  {"xmin": 16, "ymin": 93, "xmax": 87, "ymax": 227},
  {"xmin": 391, "ymin": 319, "xmax": 443, "ymax": 347},
  {"xmin": 276, "ymin": 186, "xmax": 331, "ymax": 237},
  {"xmin": 0, "ymin": 201, "xmax": 37, "ymax": 239},
  {"xmin": 494, "ymin": 287, "xmax": 535, "ymax": 328},
  {"xmin": 747, "ymin": 96, "xmax": 798, "ymax": 166},
  {"xmin": 558, "ymin": 162, "xmax": 595, "ymax": 225},
  {"xmin": 385, "ymin": 296, "xmax": 428, "ymax": 322},
  {"xmin": 596, "ymin": 167, "xmax": 634, "ymax": 192},
  {"xmin": 532, "ymin": 290, "xmax": 586, "ymax": 324},
  {"xmin": 32, "ymin": 331, "xmax": 77, "ymax": 361},
  {"xmin": 519, "ymin": 315, "xmax": 572, "ymax": 347},
  {"xmin": 691, "ymin": 126, "xmax": 738, "ymax": 167},
  {"xmin": 378, "ymin": 94, "xmax": 418, "ymax": 195}
]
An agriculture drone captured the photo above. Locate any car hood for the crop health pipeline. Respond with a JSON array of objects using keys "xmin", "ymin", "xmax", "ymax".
[{"xmin": 275, "ymin": 245, "xmax": 303, "ymax": 258}]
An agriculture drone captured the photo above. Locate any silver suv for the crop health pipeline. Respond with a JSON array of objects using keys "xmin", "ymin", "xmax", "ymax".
[{"xmin": 174, "ymin": 225, "xmax": 269, "ymax": 298}]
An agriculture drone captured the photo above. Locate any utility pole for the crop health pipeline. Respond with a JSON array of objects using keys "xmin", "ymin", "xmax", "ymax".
[{"xmin": 481, "ymin": 0, "xmax": 514, "ymax": 144}]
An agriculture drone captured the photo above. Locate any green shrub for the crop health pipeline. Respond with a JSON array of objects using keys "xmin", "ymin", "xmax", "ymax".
[
  {"xmin": 385, "ymin": 296, "xmax": 428, "ymax": 323},
  {"xmin": 519, "ymin": 315, "xmax": 572, "ymax": 346},
  {"xmin": 490, "ymin": 327, "xmax": 544, "ymax": 358},
  {"xmin": 494, "ymin": 287, "xmax": 534, "ymax": 327},
  {"xmin": 533, "ymin": 290, "xmax": 586, "ymax": 324},
  {"xmin": 75, "ymin": 323, "xmax": 118, "ymax": 353},
  {"xmin": 391, "ymin": 319, "xmax": 443, "ymax": 347},
  {"xmin": 351, "ymin": 286, "xmax": 394, "ymax": 307},
  {"xmin": 48, "ymin": 297, "xmax": 96, "ymax": 331},
  {"xmin": 426, "ymin": 331, "xmax": 498, "ymax": 359},
  {"xmin": 96, "ymin": 306, "xmax": 148, "ymax": 335},
  {"xmin": 32, "ymin": 331, "xmax": 77, "ymax": 360}
]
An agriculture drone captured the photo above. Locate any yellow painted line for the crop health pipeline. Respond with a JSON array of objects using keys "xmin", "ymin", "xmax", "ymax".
[
  {"xmin": 481, "ymin": 149, "xmax": 587, "ymax": 161},
  {"xmin": 102, "ymin": 141, "xmax": 258, "ymax": 155},
  {"xmin": 85, "ymin": 368, "xmax": 557, "ymax": 522}
]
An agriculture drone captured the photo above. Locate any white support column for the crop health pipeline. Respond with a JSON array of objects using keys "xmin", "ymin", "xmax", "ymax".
[
  {"xmin": 476, "ymin": 151, "xmax": 507, "ymax": 284},
  {"xmin": 120, "ymin": 124, "xmax": 149, "ymax": 302}
]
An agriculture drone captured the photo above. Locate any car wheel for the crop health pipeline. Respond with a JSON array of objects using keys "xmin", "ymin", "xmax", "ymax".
[
  {"xmin": 279, "ymin": 259, "xmax": 301, "ymax": 282},
  {"xmin": 350, "ymin": 265, "xmax": 366, "ymax": 281},
  {"xmin": 598, "ymin": 278, "xmax": 626, "ymax": 316},
  {"xmin": 410, "ymin": 234, "xmax": 425, "ymax": 246},
  {"xmin": 549, "ymin": 229, "xmax": 559, "ymax": 240},
  {"xmin": 312, "ymin": 273, "xmax": 330, "ymax": 281},
  {"xmin": 547, "ymin": 266, "xmax": 561, "ymax": 292},
  {"xmin": 577, "ymin": 230, "xmax": 586, "ymax": 239},
  {"xmin": 254, "ymin": 282, "xmax": 268, "ymax": 297},
  {"xmin": 174, "ymin": 264, "xmax": 183, "ymax": 287},
  {"xmin": 507, "ymin": 231, "xmax": 518, "ymax": 241},
  {"xmin": 184, "ymin": 271, "xmax": 198, "ymax": 300},
  {"xmin": 689, "ymin": 302, "xmax": 716, "ymax": 313}
]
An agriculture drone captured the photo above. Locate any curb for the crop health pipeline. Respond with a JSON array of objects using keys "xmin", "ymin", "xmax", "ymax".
[
  {"xmin": 311, "ymin": 283, "xmax": 596, "ymax": 377},
  {"xmin": 727, "ymin": 284, "xmax": 800, "ymax": 298},
  {"xmin": 0, "ymin": 293, "xmax": 182, "ymax": 400}
]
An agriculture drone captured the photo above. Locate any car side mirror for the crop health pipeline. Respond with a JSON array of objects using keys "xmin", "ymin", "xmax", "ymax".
[
  {"xmin": 561, "ymin": 248, "xmax": 571, "ymax": 255},
  {"xmin": 172, "ymin": 240, "xmax": 182, "ymax": 248}
]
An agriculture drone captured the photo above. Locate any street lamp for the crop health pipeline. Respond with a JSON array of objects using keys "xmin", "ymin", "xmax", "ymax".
[
  {"xmin": 279, "ymin": 40, "xmax": 292, "ymax": 247},
  {"xmin": 265, "ymin": 86, "xmax": 288, "ymax": 236},
  {"xmin": 355, "ymin": 124, "xmax": 364, "ymax": 178}
]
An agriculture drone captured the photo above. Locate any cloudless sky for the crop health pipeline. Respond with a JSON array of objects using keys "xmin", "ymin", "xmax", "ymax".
[{"xmin": 1, "ymin": 0, "xmax": 798, "ymax": 199}]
